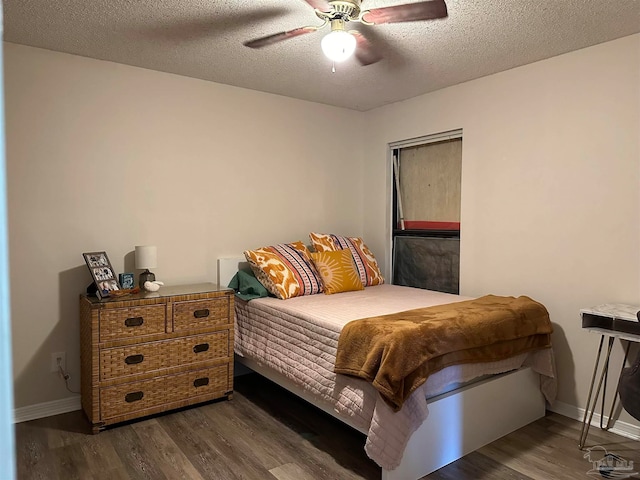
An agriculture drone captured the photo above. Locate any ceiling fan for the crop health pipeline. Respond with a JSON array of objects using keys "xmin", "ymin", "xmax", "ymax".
[{"xmin": 244, "ymin": 0, "xmax": 448, "ymax": 66}]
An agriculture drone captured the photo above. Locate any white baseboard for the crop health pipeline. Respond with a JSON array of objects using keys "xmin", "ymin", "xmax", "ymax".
[
  {"xmin": 15, "ymin": 359, "xmax": 249, "ymax": 424},
  {"xmin": 14, "ymin": 395, "xmax": 81, "ymax": 423},
  {"xmin": 549, "ymin": 400, "xmax": 640, "ymax": 441}
]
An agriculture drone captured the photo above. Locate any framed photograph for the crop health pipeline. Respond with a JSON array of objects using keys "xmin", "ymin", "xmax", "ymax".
[
  {"xmin": 119, "ymin": 273, "xmax": 135, "ymax": 289},
  {"xmin": 83, "ymin": 251, "xmax": 120, "ymax": 299}
]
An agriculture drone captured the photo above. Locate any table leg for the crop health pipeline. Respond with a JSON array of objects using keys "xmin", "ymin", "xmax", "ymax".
[
  {"xmin": 579, "ymin": 335, "xmax": 614, "ymax": 449},
  {"xmin": 604, "ymin": 340, "xmax": 631, "ymax": 430}
]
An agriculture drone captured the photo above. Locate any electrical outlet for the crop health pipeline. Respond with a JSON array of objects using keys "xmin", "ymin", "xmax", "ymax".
[{"xmin": 51, "ymin": 352, "xmax": 66, "ymax": 373}]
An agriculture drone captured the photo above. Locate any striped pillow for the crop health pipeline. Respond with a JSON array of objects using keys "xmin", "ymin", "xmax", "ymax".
[
  {"xmin": 309, "ymin": 233, "xmax": 384, "ymax": 287},
  {"xmin": 244, "ymin": 241, "xmax": 323, "ymax": 299}
]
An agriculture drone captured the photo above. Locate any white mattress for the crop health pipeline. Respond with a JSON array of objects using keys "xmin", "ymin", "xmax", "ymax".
[{"xmin": 234, "ymin": 284, "xmax": 556, "ymax": 470}]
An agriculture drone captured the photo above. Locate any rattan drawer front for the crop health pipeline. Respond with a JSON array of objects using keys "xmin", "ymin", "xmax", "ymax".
[
  {"xmin": 100, "ymin": 343, "xmax": 163, "ymax": 381},
  {"xmin": 173, "ymin": 298, "xmax": 229, "ymax": 332},
  {"xmin": 100, "ymin": 305, "xmax": 166, "ymax": 341},
  {"xmin": 100, "ymin": 377, "xmax": 166, "ymax": 419},
  {"xmin": 165, "ymin": 365, "xmax": 230, "ymax": 404},
  {"xmin": 164, "ymin": 332, "xmax": 229, "ymax": 368}
]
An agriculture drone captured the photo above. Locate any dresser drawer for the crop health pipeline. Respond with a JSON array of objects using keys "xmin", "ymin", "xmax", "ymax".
[
  {"xmin": 173, "ymin": 297, "xmax": 229, "ymax": 332},
  {"xmin": 164, "ymin": 365, "xmax": 230, "ymax": 404},
  {"xmin": 99, "ymin": 332, "xmax": 230, "ymax": 381},
  {"xmin": 100, "ymin": 304, "xmax": 166, "ymax": 341},
  {"xmin": 100, "ymin": 377, "xmax": 166, "ymax": 419},
  {"xmin": 100, "ymin": 342, "xmax": 163, "ymax": 381},
  {"xmin": 166, "ymin": 331, "xmax": 230, "ymax": 367}
]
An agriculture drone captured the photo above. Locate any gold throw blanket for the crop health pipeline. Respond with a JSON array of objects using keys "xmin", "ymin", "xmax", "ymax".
[{"xmin": 334, "ymin": 295, "xmax": 553, "ymax": 412}]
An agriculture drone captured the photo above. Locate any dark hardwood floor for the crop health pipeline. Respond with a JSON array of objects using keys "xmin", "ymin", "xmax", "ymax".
[{"xmin": 15, "ymin": 373, "xmax": 640, "ymax": 480}]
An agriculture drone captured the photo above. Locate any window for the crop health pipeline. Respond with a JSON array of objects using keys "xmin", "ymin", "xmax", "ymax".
[{"xmin": 391, "ymin": 130, "xmax": 462, "ymax": 294}]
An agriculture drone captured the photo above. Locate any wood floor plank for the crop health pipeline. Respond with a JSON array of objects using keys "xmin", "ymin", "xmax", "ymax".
[
  {"xmin": 41, "ymin": 410, "xmax": 92, "ymax": 449},
  {"xmin": 79, "ymin": 428, "xmax": 125, "ymax": 477},
  {"xmin": 269, "ymin": 462, "xmax": 318, "ymax": 480},
  {"xmin": 475, "ymin": 413, "xmax": 640, "ymax": 480},
  {"xmin": 51, "ymin": 443, "xmax": 91, "ymax": 480},
  {"xmin": 108, "ymin": 424, "xmax": 169, "ymax": 480},
  {"xmin": 131, "ymin": 418, "xmax": 206, "ymax": 480},
  {"xmin": 153, "ymin": 406, "xmax": 212, "ymax": 458},
  {"xmin": 14, "ymin": 422, "xmax": 56, "ymax": 480},
  {"xmin": 161, "ymin": 399, "xmax": 275, "ymax": 480},
  {"xmin": 232, "ymin": 375, "xmax": 379, "ymax": 480},
  {"xmin": 198, "ymin": 395, "xmax": 297, "ymax": 471},
  {"xmin": 88, "ymin": 466, "xmax": 133, "ymax": 480},
  {"xmin": 154, "ymin": 405, "xmax": 273, "ymax": 480},
  {"xmin": 202, "ymin": 389, "xmax": 322, "ymax": 475},
  {"xmin": 425, "ymin": 450, "xmax": 534, "ymax": 480},
  {"xmin": 13, "ymin": 374, "xmax": 640, "ymax": 480}
]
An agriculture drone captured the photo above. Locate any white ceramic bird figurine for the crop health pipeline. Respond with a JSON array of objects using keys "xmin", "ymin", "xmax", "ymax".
[{"xmin": 143, "ymin": 280, "xmax": 164, "ymax": 292}]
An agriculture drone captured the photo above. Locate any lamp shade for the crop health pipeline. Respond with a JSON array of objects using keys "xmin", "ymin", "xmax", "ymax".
[
  {"xmin": 135, "ymin": 245, "xmax": 157, "ymax": 270},
  {"xmin": 321, "ymin": 30, "xmax": 356, "ymax": 63}
]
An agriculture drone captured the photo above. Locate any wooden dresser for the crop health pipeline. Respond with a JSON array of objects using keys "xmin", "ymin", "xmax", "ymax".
[{"xmin": 79, "ymin": 283, "xmax": 234, "ymax": 433}]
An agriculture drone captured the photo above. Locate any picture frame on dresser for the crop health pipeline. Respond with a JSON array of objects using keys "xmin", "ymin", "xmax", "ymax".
[
  {"xmin": 82, "ymin": 251, "xmax": 120, "ymax": 299},
  {"xmin": 118, "ymin": 272, "xmax": 135, "ymax": 289}
]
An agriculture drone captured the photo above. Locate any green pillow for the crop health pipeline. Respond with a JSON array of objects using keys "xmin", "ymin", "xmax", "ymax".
[{"xmin": 228, "ymin": 269, "xmax": 269, "ymax": 300}]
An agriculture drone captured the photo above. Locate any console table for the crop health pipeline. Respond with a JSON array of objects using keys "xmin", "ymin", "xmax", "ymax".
[{"xmin": 579, "ymin": 303, "xmax": 640, "ymax": 448}]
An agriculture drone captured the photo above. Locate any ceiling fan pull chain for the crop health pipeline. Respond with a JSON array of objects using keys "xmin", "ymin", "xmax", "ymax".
[{"xmin": 332, "ymin": 60, "xmax": 336, "ymax": 73}]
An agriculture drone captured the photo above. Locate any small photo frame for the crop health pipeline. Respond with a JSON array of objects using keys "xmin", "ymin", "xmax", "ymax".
[
  {"xmin": 119, "ymin": 273, "xmax": 135, "ymax": 289},
  {"xmin": 83, "ymin": 251, "xmax": 120, "ymax": 299}
]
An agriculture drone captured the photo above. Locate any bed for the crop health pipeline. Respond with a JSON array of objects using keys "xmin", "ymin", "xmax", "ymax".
[{"xmin": 218, "ymin": 257, "xmax": 556, "ymax": 480}]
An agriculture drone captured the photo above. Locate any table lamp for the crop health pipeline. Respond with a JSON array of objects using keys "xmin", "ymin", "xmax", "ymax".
[{"xmin": 135, "ymin": 245, "xmax": 157, "ymax": 288}]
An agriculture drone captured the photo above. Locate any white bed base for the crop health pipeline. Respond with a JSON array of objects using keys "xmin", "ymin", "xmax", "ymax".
[{"xmin": 217, "ymin": 258, "xmax": 546, "ymax": 480}]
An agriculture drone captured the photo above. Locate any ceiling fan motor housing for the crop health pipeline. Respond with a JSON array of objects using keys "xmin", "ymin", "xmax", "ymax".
[{"xmin": 324, "ymin": 0, "xmax": 361, "ymax": 21}]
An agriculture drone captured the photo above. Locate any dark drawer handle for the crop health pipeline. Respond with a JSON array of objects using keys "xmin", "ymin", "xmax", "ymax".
[
  {"xmin": 193, "ymin": 377, "xmax": 209, "ymax": 388},
  {"xmin": 125, "ymin": 354, "xmax": 144, "ymax": 365},
  {"xmin": 125, "ymin": 391, "xmax": 144, "ymax": 403},
  {"xmin": 124, "ymin": 316, "xmax": 144, "ymax": 327},
  {"xmin": 193, "ymin": 309, "xmax": 210, "ymax": 319},
  {"xmin": 193, "ymin": 343, "xmax": 209, "ymax": 354}
]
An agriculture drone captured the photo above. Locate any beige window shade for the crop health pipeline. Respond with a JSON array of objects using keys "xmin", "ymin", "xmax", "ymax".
[{"xmin": 399, "ymin": 138, "xmax": 462, "ymax": 224}]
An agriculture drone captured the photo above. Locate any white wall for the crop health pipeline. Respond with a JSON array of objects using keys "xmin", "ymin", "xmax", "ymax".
[
  {"xmin": 363, "ymin": 34, "xmax": 640, "ymax": 428},
  {"xmin": 4, "ymin": 43, "xmax": 365, "ymax": 409}
]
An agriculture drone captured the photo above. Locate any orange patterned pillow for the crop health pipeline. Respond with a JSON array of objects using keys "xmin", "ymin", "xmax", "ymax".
[
  {"xmin": 309, "ymin": 232, "xmax": 384, "ymax": 287},
  {"xmin": 244, "ymin": 241, "xmax": 323, "ymax": 300},
  {"xmin": 311, "ymin": 249, "xmax": 364, "ymax": 295}
]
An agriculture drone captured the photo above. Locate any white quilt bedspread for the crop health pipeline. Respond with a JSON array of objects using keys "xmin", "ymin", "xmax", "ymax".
[{"xmin": 234, "ymin": 284, "xmax": 556, "ymax": 470}]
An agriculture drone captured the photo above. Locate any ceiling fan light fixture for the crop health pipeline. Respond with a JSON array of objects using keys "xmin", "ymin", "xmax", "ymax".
[{"xmin": 321, "ymin": 28, "xmax": 356, "ymax": 62}]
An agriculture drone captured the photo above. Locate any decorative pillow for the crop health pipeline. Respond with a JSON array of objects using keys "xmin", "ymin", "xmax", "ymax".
[
  {"xmin": 309, "ymin": 232, "xmax": 384, "ymax": 287},
  {"xmin": 310, "ymin": 249, "xmax": 364, "ymax": 295},
  {"xmin": 244, "ymin": 241, "xmax": 323, "ymax": 299}
]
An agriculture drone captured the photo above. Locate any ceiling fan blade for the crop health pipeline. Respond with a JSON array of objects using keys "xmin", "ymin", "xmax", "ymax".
[
  {"xmin": 141, "ymin": 8, "xmax": 289, "ymax": 41},
  {"xmin": 302, "ymin": 0, "xmax": 332, "ymax": 12},
  {"xmin": 350, "ymin": 30, "xmax": 383, "ymax": 66},
  {"xmin": 244, "ymin": 26, "xmax": 317, "ymax": 49},
  {"xmin": 361, "ymin": 0, "xmax": 448, "ymax": 25}
]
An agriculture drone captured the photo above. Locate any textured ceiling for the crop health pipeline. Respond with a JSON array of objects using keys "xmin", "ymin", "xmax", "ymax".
[{"xmin": 4, "ymin": 0, "xmax": 640, "ymax": 111}]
